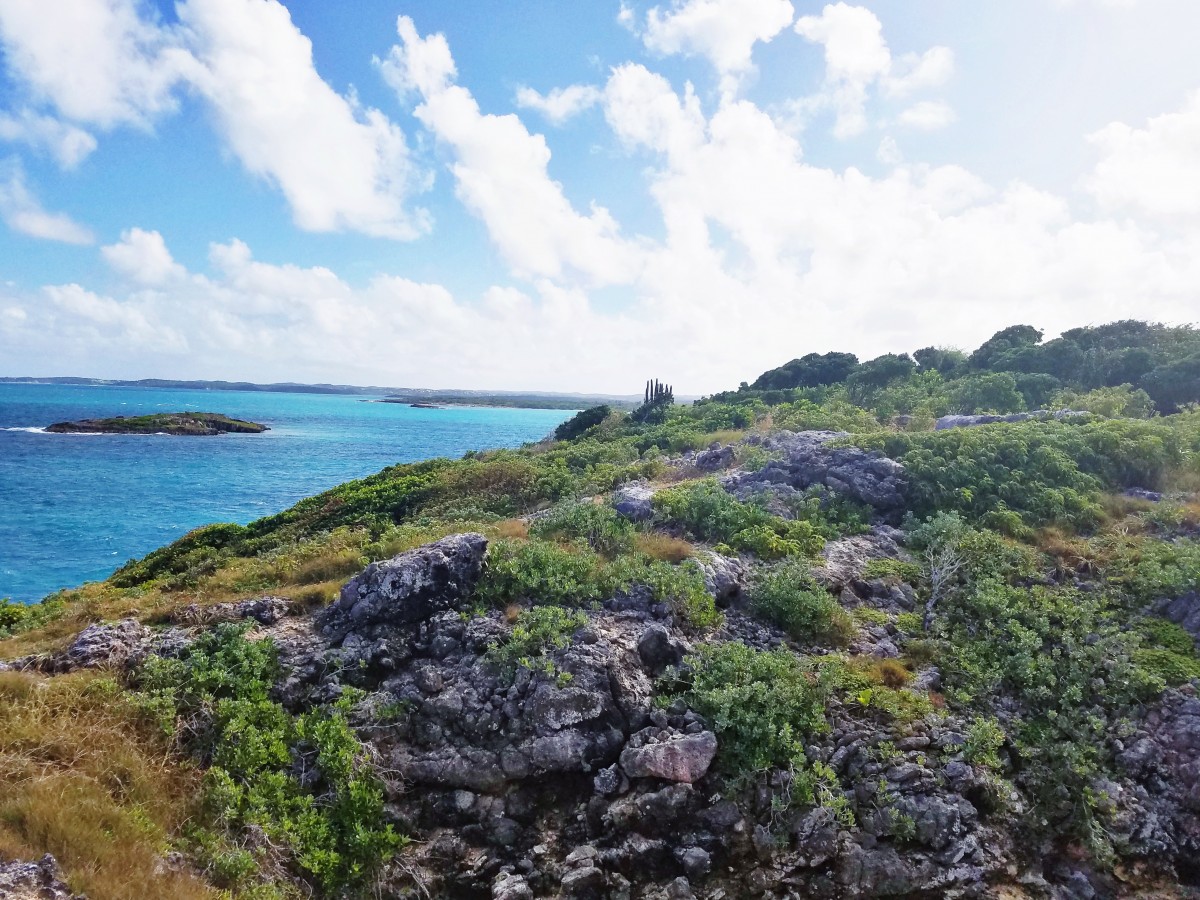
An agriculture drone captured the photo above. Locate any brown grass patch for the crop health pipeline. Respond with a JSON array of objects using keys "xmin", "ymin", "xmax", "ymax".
[
  {"xmin": 0, "ymin": 671, "xmax": 219, "ymax": 900},
  {"xmin": 492, "ymin": 519, "xmax": 530, "ymax": 540},
  {"xmin": 635, "ymin": 533, "xmax": 694, "ymax": 563},
  {"xmin": 847, "ymin": 656, "xmax": 913, "ymax": 688}
]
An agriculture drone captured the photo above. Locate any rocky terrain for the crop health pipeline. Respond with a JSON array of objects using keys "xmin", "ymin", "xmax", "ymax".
[{"xmin": 3, "ymin": 423, "xmax": 1199, "ymax": 900}]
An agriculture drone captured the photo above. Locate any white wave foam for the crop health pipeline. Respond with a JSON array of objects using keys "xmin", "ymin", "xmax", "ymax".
[{"xmin": 1, "ymin": 426, "xmax": 47, "ymax": 433}]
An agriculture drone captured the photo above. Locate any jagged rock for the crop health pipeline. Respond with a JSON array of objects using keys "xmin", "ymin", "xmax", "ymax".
[
  {"xmin": 15, "ymin": 618, "xmax": 154, "ymax": 673},
  {"xmin": 935, "ymin": 409, "xmax": 1088, "ymax": 430},
  {"xmin": 695, "ymin": 551, "xmax": 749, "ymax": 606},
  {"xmin": 637, "ymin": 625, "xmax": 686, "ymax": 674},
  {"xmin": 812, "ymin": 527, "xmax": 909, "ymax": 589},
  {"xmin": 613, "ymin": 482, "xmax": 656, "ymax": 522},
  {"xmin": 0, "ymin": 854, "xmax": 83, "ymax": 899},
  {"xmin": 722, "ymin": 431, "xmax": 908, "ymax": 522},
  {"xmin": 1125, "ymin": 487, "xmax": 1164, "ymax": 503},
  {"xmin": 694, "ymin": 443, "xmax": 735, "ymax": 472},
  {"xmin": 317, "ymin": 533, "xmax": 488, "ymax": 642},
  {"xmin": 492, "ymin": 871, "xmax": 533, "ymax": 900},
  {"xmin": 620, "ymin": 729, "xmax": 718, "ymax": 783},
  {"xmin": 171, "ymin": 596, "xmax": 291, "ymax": 626},
  {"xmin": 1155, "ymin": 592, "xmax": 1200, "ymax": 648}
]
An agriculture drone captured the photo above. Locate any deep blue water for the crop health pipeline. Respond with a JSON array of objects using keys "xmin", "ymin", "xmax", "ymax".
[{"xmin": 0, "ymin": 384, "xmax": 572, "ymax": 603}]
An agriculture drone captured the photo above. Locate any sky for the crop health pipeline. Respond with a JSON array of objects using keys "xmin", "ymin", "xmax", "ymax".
[{"xmin": 0, "ymin": 0, "xmax": 1199, "ymax": 394}]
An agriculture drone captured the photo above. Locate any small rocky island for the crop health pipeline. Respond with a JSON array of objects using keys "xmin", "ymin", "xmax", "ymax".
[{"xmin": 45, "ymin": 412, "xmax": 269, "ymax": 435}]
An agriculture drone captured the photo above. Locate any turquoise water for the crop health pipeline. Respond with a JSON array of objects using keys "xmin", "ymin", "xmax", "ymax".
[{"xmin": 0, "ymin": 384, "xmax": 571, "ymax": 603}]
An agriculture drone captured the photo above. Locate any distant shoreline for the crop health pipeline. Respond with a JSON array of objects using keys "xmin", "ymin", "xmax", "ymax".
[{"xmin": 0, "ymin": 377, "xmax": 644, "ymax": 411}]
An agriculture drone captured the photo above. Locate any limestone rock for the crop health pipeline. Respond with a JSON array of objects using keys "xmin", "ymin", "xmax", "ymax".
[
  {"xmin": 317, "ymin": 533, "xmax": 487, "ymax": 642},
  {"xmin": 620, "ymin": 729, "xmax": 718, "ymax": 783},
  {"xmin": 613, "ymin": 481, "xmax": 656, "ymax": 522},
  {"xmin": 0, "ymin": 854, "xmax": 83, "ymax": 899}
]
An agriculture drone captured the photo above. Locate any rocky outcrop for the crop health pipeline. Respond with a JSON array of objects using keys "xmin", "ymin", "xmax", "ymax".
[
  {"xmin": 612, "ymin": 482, "xmax": 657, "ymax": 522},
  {"xmin": 694, "ymin": 550, "xmax": 749, "ymax": 607},
  {"xmin": 1156, "ymin": 592, "xmax": 1200, "ymax": 648},
  {"xmin": 0, "ymin": 854, "xmax": 83, "ymax": 899},
  {"xmin": 259, "ymin": 543, "xmax": 1030, "ymax": 899},
  {"xmin": 812, "ymin": 526, "xmax": 909, "ymax": 589},
  {"xmin": 316, "ymin": 533, "xmax": 488, "ymax": 642},
  {"xmin": 935, "ymin": 410, "xmax": 1088, "ymax": 430},
  {"xmin": 724, "ymin": 431, "xmax": 909, "ymax": 522}
]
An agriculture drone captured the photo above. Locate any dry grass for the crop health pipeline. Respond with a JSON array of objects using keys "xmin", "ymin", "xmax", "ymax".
[
  {"xmin": 492, "ymin": 519, "xmax": 530, "ymax": 540},
  {"xmin": 0, "ymin": 671, "xmax": 219, "ymax": 900},
  {"xmin": 699, "ymin": 429, "xmax": 747, "ymax": 447},
  {"xmin": 634, "ymin": 532, "xmax": 694, "ymax": 563},
  {"xmin": 1034, "ymin": 527, "xmax": 1094, "ymax": 574},
  {"xmin": 846, "ymin": 657, "xmax": 913, "ymax": 688}
]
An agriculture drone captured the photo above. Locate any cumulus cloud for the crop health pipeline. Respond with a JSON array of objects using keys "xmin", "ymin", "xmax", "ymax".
[
  {"xmin": 897, "ymin": 100, "xmax": 956, "ymax": 130},
  {"xmin": 379, "ymin": 16, "xmax": 641, "ymax": 286},
  {"xmin": 514, "ymin": 84, "xmax": 603, "ymax": 125},
  {"xmin": 0, "ymin": 0, "xmax": 193, "ymax": 128},
  {"xmin": 102, "ymin": 228, "xmax": 186, "ymax": 285},
  {"xmin": 178, "ymin": 0, "xmax": 427, "ymax": 239},
  {"xmin": 0, "ymin": 161, "xmax": 93, "ymax": 244},
  {"xmin": 1085, "ymin": 89, "xmax": 1200, "ymax": 219},
  {"xmin": 793, "ymin": 3, "xmax": 953, "ymax": 137},
  {"xmin": 0, "ymin": 109, "xmax": 97, "ymax": 168},
  {"xmin": 636, "ymin": 0, "xmax": 795, "ymax": 98},
  {"xmin": 0, "ymin": 0, "xmax": 427, "ymax": 239}
]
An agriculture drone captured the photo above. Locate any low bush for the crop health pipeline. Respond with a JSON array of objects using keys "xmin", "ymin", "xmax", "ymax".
[
  {"xmin": 861, "ymin": 559, "xmax": 922, "ymax": 584},
  {"xmin": 666, "ymin": 642, "xmax": 830, "ymax": 775},
  {"xmin": 530, "ymin": 500, "xmax": 636, "ymax": 557},
  {"xmin": 653, "ymin": 479, "xmax": 824, "ymax": 559},
  {"xmin": 475, "ymin": 540, "xmax": 610, "ymax": 608},
  {"xmin": 749, "ymin": 562, "xmax": 849, "ymax": 643},
  {"xmin": 486, "ymin": 606, "xmax": 588, "ymax": 679},
  {"xmin": 136, "ymin": 625, "xmax": 400, "ymax": 893}
]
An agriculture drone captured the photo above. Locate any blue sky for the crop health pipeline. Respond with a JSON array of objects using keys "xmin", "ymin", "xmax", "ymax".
[{"xmin": 1, "ymin": 0, "xmax": 1199, "ymax": 392}]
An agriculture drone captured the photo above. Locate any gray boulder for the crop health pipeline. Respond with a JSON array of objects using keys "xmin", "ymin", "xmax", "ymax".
[
  {"xmin": 620, "ymin": 728, "xmax": 718, "ymax": 783},
  {"xmin": 723, "ymin": 431, "xmax": 908, "ymax": 522},
  {"xmin": 613, "ymin": 481, "xmax": 656, "ymax": 522},
  {"xmin": 317, "ymin": 533, "xmax": 488, "ymax": 642},
  {"xmin": 695, "ymin": 550, "xmax": 749, "ymax": 606},
  {"xmin": 0, "ymin": 854, "xmax": 83, "ymax": 899}
]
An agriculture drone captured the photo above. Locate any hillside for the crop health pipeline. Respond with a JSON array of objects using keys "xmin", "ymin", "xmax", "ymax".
[{"xmin": 1, "ymin": 321, "xmax": 1199, "ymax": 900}]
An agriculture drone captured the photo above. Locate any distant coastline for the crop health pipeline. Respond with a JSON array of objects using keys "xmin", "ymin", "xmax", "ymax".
[{"xmin": 0, "ymin": 377, "xmax": 642, "ymax": 411}]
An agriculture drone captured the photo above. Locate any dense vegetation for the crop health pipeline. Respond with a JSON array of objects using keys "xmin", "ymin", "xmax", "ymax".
[{"xmin": 1, "ymin": 319, "xmax": 1198, "ymax": 898}]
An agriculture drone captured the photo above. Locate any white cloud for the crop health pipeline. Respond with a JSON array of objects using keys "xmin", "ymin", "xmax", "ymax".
[
  {"xmin": 638, "ymin": 0, "xmax": 795, "ymax": 98},
  {"xmin": 897, "ymin": 100, "xmax": 956, "ymax": 130},
  {"xmin": 102, "ymin": 228, "xmax": 186, "ymax": 285},
  {"xmin": 0, "ymin": 109, "xmax": 97, "ymax": 168},
  {"xmin": 0, "ymin": 160, "xmax": 93, "ymax": 243},
  {"xmin": 0, "ymin": 0, "xmax": 193, "ymax": 128},
  {"xmin": 794, "ymin": 3, "xmax": 953, "ymax": 137},
  {"xmin": 1085, "ymin": 89, "xmax": 1200, "ymax": 219},
  {"xmin": 379, "ymin": 16, "xmax": 642, "ymax": 285},
  {"xmin": 179, "ymin": 0, "xmax": 427, "ymax": 239},
  {"xmin": 515, "ymin": 84, "xmax": 603, "ymax": 125},
  {"xmin": 0, "ymin": 0, "xmax": 427, "ymax": 240}
]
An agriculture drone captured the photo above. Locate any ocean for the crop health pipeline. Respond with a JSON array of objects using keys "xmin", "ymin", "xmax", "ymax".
[{"xmin": 0, "ymin": 383, "xmax": 572, "ymax": 603}]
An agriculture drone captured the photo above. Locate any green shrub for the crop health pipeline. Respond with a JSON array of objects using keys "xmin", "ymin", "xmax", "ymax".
[
  {"xmin": 486, "ymin": 606, "xmax": 588, "ymax": 677},
  {"xmin": 475, "ymin": 539, "xmax": 609, "ymax": 607},
  {"xmin": 653, "ymin": 479, "xmax": 824, "ymax": 559},
  {"xmin": 1137, "ymin": 617, "xmax": 1197, "ymax": 654},
  {"xmin": 862, "ymin": 559, "xmax": 921, "ymax": 584},
  {"xmin": 136, "ymin": 625, "xmax": 400, "ymax": 893},
  {"xmin": 625, "ymin": 558, "xmax": 720, "ymax": 628},
  {"xmin": 749, "ymin": 561, "xmax": 845, "ymax": 642},
  {"xmin": 555, "ymin": 405, "xmax": 612, "ymax": 441},
  {"xmin": 1132, "ymin": 648, "xmax": 1200, "ymax": 686},
  {"xmin": 0, "ymin": 598, "xmax": 31, "ymax": 633},
  {"xmin": 530, "ymin": 500, "xmax": 636, "ymax": 557},
  {"xmin": 666, "ymin": 642, "xmax": 830, "ymax": 774},
  {"xmin": 963, "ymin": 717, "xmax": 1006, "ymax": 771}
]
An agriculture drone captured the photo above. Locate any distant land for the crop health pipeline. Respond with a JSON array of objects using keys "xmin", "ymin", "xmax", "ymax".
[
  {"xmin": 45, "ymin": 412, "xmax": 269, "ymax": 436},
  {"xmin": 0, "ymin": 377, "xmax": 659, "ymax": 411}
]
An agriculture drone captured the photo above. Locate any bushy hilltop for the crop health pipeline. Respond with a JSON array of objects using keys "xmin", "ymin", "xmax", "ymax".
[{"xmin": 0, "ymin": 321, "xmax": 1199, "ymax": 900}]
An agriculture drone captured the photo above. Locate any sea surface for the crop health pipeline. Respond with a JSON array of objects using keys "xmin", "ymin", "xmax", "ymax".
[{"xmin": 0, "ymin": 383, "xmax": 572, "ymax": 603}]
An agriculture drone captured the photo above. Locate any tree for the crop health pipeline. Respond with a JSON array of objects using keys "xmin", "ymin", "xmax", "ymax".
[
  {"xmin": 554, "ymin": 405, "xmax": 611, "ymax": 441},
  {"xmin": 968, "ymin": 325, "xmax": 1044, "ymax": 371},
  {"xmin": 751, "ymin": 352, "xmax": 859, "ymax": 391}
]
